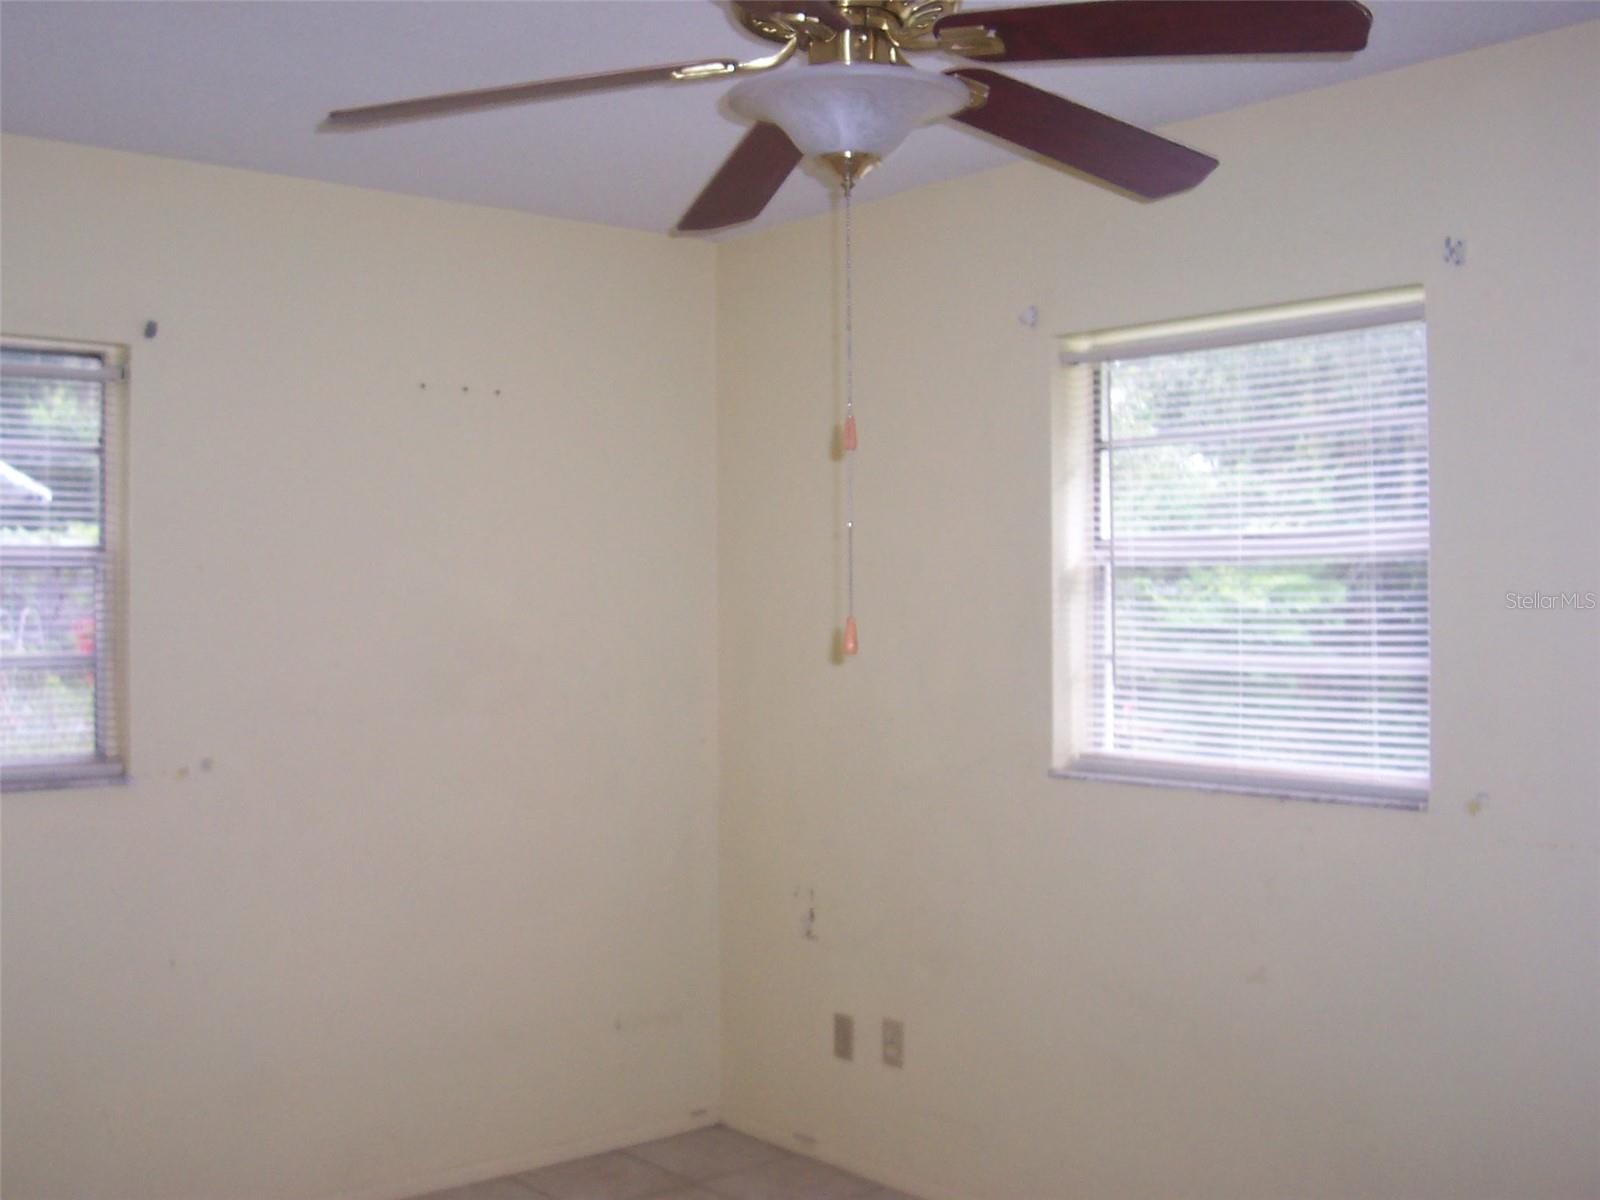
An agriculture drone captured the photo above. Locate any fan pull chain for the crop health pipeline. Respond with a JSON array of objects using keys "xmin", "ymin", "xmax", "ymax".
[{"xmin": 842, "ymin": 177, "xmax": 859, "ymax": 657}]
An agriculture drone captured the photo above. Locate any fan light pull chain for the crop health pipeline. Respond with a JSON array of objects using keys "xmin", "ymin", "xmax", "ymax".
[{"xmin": 842, "ymin": 176, "xmax": 859, "ymax": 657}]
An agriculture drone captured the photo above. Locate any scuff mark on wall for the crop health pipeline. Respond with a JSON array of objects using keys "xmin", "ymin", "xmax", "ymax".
[{"xmin": 796, "ymin": 886, "xmax": 818, "ymax": 940}]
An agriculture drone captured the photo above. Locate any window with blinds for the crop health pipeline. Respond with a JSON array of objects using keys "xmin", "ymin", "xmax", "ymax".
[
  {"xmin": 1054, "ymin": 289, "xmax": 1429, "ymax": 807},
  {"xmin": 1, "ymin": 339, "xmax": 127, "ymax": 790}
]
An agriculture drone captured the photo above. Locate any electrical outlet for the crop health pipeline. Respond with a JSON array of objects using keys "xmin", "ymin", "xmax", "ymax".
[
  {"xmin": 882, "ymin": 1018, "xmax": 904, "ymax": 1068},
  {"xmin": 833, "ymin": 1013, "xmax": 854, "ymax": 1061}
]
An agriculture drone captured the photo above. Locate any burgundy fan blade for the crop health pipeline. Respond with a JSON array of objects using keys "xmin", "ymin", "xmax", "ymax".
[
  {"xmin": 948, "ymin": 69, "xmax": 1216, "ymax": 198},
  {"xmin": 731, "ymin": 1, "xmax": 850, "ymax": 32},
  {"xmin": 936, "ymin": 1, "xmax": 1371, "ymax": 62},
  {"xmin": 677, "ymin": 123, "xmax": 804, "ymax": 233},
  {"xmin": 325, "ymin": 61, "xmax": 713, "ymax": 128}
]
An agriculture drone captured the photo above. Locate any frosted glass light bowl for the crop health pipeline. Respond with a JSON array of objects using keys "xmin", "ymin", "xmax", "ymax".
[{"xmin": 728, "ymin": 63, "xmax": 971, "ymax": 159}]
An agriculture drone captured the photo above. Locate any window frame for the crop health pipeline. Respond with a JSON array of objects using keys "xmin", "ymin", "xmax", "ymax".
[
  {"xmin": 1051, "ymin": 288, "xmax": 1431, "ymax": 809},
  {"xmin": 1, "ymin": 335, "xmax": 129, "ymax": 792}
]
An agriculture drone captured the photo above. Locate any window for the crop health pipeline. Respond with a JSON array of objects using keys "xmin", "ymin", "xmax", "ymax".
[
  {"xmin": 1054, "ymin": 289, "xmax": 1429, "ymax": 807},
  {"xmin": 1, "ymin": 339, "xmax": 127, "ymax": 790}
]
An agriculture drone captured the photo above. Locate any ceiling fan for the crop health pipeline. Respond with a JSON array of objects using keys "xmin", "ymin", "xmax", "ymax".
[{"xmin": 325, "ymin": 0, "xmax": 1373, "ymax": 232}]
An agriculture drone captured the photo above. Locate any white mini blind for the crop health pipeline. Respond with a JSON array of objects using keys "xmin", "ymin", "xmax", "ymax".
[
  {"xmin": 1056, "ymin": 289, "xmax": 1429, "ymax": 806},
  {"xmin": 1, "ymin": 340, "xmax": 127, "ymax": 788}
]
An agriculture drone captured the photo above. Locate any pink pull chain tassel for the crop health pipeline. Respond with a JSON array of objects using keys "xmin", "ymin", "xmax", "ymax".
[
  {"xmin": 843, "ymin": 413, "xmax": 857, "ymax": 451},
  {"xmin": 843, "ymin": 616, "xmax": 859, "ymax": 656}
]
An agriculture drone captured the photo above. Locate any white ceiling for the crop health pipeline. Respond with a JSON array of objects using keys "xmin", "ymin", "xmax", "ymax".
[{"xmin": 3, "ymin": 1, "xmax": 1596, "ymax": 237}]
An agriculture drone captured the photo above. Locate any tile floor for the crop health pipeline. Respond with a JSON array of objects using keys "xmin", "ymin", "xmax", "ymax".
[{"xmin": 414, "ymin": 1125, "xmax": 923, "ymax": 1200}]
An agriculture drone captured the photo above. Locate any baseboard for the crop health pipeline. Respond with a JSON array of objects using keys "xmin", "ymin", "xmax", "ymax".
[
  {"xmin": 718, "ymin": 1112, "xmax": 965, "ymax": 1200},
  {"xmin": 317, "ymin": 1110, "xmax": 720, "ymax": 1200}
]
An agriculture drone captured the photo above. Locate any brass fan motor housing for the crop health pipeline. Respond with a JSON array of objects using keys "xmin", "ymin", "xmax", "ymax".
[{"xmin": 735, "ymin": 1, "xmax": 1002, "ymax": 62}]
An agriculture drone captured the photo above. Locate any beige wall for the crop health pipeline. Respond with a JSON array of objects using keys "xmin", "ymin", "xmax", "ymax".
[
  {"xmin": 4, "ymin": 21, "xmax": 1598, "ymax": 1200},
  {"xmin": 717, "ymin": 24, "xmax": 1599, "ymax": 1200},
  {"xmin": 1, "ymin": 136, "xmax": 721, "ymax": 1200}
]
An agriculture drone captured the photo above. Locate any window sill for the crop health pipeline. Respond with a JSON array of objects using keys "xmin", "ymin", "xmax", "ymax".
[
  {"xmin": 1050, "ymin": 759, "xmax": 1427, "ymax": 811},
  {"xmin": 2, "ymin": 763, "xmax": 128, "ymax": 794}
]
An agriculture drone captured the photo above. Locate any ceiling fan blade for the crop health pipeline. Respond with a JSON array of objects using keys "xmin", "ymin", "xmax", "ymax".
[
  {"xmin": 948, "ymin": 69, "xmax": 1216, "ymax": 198},
  {"xmin": 936, "ymin": 1, "xmax": 1371, "ymax": 62},
  {"xmin": 677, "ymin": 123, "xmax": 803, "ymax": 233},
  {"xmin": 326, "ymin": 60, "xmax": 723, "ymax": 129},
  {"xmin": 731, "ymin": 2, "xmax": 850, "ymax": 33}
]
